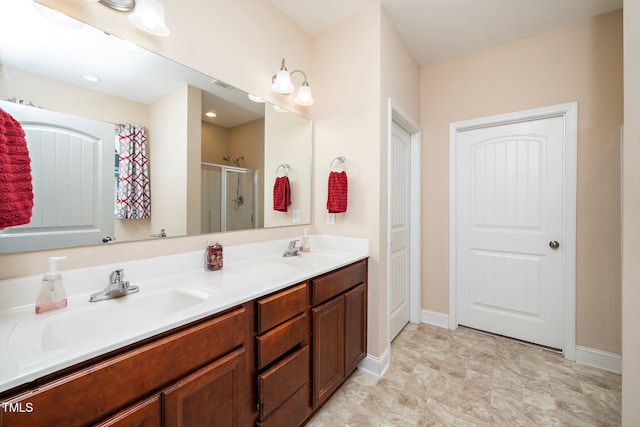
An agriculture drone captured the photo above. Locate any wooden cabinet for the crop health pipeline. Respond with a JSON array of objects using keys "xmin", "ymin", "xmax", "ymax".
[
  {"xmin": 163, "ymin": 348, "xmax": 245, "ymax": 427},
  {"xmin": 94, "ymin": 395, "xmax": 161, "ymax": 427},
  {"xmin": 312, "ymin": 295, "xmax": 345, "ymax": 407},
  {"xmin": 0, "ymin": 306, "xmax": 250, "ymax": 427},
  {"xmin": 0, "ymin": 258, "xmax": 367, "ymax": 427},
  {"xmin": 255, "ymin": 283, "xmax": 310, "ymax": 427},
  {"xmin": 311, "ymin": 260, "xmax": 367, "ymax": 409}
]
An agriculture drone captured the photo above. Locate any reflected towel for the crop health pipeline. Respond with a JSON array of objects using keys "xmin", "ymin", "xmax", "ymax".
[
  {"xmin": 327, "ymin": 171, "xmax": 348, "ymax": 213},
  {"xmin": 273, "ymin": 176, "xmax": 291, "ymax": 212},
  {"xmin": 0, "ymin": 108, "xmax": 33, "ymax": 229}
]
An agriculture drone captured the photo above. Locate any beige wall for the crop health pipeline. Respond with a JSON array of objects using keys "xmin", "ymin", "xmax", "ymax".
[
  {"xmin": 311, "ymin": 5, "xmax": 420, "ymax": 357},
  {"xmin": 264, "ymin": 108, "xmax": 312, "ymax": 228},
  {"xmin": 311, "ymin": 7, "xmax": 383, "ymax": 355},
  {"xmin": 229, "ymin": 119, "xmax": 265, "ymax": 173},
  {"xmin": 0, "ymin": 0, "xmax": 311, "ymax": 279},
  {"xmin": 149, "ymin": 85, "xmax": 194, "ymax": 237},
  {"xmin": 0, "ymin": 65, "xmax": 149, "ymax": 126},
  {"xmin": 622, "ymin": 1, "xmax": 640, "ymax": 424},
  {"xmin": 201, "ymin": 122, "xmax": 231, "ymax": 164},
  {"xmin": 421, "ymin": 11, "xmax": 623, "ymax": 354}
]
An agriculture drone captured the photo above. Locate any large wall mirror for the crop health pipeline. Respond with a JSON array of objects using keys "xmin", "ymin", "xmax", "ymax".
[{"xmin": 0, "ymin": 0, "xmax": 312, "ymax": 254}]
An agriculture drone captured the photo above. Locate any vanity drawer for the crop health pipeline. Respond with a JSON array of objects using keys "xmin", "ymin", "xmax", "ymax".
[
  {"xmin": 312, "ymin": 260, "xmax": 367, "ymax": 306},
  {"xmin": 257, "ymin": 283, "xmax": 307, "ymax": 334},
  {"xmin": 258, "ymin": 382, "xmax": 309, "ymax": 427},
  {"xmin": 1, "ymin": 307, "xmax": 246, "ymax": 427},
  {"xmin": 257, "ymin": 313, "xmax": 307, "ymax": 370},
  {"xmin": 258, "ymin": 345, "xmax": 309, "ymax": 419}
]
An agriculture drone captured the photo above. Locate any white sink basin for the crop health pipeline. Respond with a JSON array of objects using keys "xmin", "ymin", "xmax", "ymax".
[
  {"xmin": 8, "ymin": 287, "xmax": 212, "ymax": 355},
  {"xmin": 278, "ymin": 252, "xmax": 347, "ymax": 269}
]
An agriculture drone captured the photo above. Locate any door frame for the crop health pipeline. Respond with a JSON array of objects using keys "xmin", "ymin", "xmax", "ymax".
[
  {"xmin": 387, "ymin": 99, "xmax": 422, "ymax": 343},
  {"xmin": 448, "ymin": 102, "xmax": 577, "ymax": 361}
]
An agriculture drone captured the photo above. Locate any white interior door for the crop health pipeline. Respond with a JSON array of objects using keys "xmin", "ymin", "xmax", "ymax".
[
  {"xmin": 456, "ymin": 116, "xmax": 565, "ymax": 349},
  {"xmin": 389, "ymin": 121, "xmax": 411, "ymax": 340},
  {"xmin": 0, "ymin": 101, "xmax": 114, "ymax": 253}
]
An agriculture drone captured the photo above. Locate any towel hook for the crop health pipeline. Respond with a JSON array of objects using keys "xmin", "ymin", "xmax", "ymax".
[
  {"xmin": 330, "ymin": 156, "xmax": 346, "ymax": 170},
  {"xmin": 275, "ymin": 163, "xmax": 290, "ymax": 176}
]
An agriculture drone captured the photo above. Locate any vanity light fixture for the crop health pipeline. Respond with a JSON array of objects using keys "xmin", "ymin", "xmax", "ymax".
[
  {"xmin": 97, "ymin": 0, "xmax": 169, "ymax": 37},
  {"xmin": 271, "ymin": 59, "xmax": 314, "ymax": 106},
  {"xmin": 97, "ymin": 0, "xmax": 135, "ymax": 12},
  {"xmin": 128, "ymin": 0, "xmax": 169, "ymax": 36}
]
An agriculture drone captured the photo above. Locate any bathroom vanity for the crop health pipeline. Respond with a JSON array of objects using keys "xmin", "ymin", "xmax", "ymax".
[{"xmin": 0, "ymin": 237, "xmax": 369, "ymax": 426}]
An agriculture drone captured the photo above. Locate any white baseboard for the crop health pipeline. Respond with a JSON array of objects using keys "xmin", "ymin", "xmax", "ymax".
[
  {"xmin": 421, "ymin": 309, "xmax": 449, "ymax": 329},
  {"xmin": 418, "ymin": 311, "xmax": 620, "ymax": 373},
  {"xmin": 358, "ymin": 348, "xmax": 389, "ymax": 378},
  {"xmin": 575, "ymin": 345, "xmax": 622, "ymax": 374}
]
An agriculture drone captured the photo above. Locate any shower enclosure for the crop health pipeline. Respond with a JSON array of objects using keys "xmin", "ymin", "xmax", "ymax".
[{"xmin": 201, "ymin": 162, "xmax": 258, "ymax": 233}]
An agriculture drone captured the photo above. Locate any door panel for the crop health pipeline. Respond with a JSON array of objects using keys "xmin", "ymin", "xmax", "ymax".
[
  {"xmin": 0, "ymin": 100, "xmax": 114, "ymax": 252},
  {"xmin": 389, "ymin": 121, "xmax": 411, "ymax": 340},
  {"xmin": 457, "ymin": 116, "xmax": 564, "ymax": 349}
]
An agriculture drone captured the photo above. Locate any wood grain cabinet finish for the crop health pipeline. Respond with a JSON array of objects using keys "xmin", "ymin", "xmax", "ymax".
[
  {"xmin": 0, "ymin": 259, "xmax": 367, "ymax": 427},
  {"xmin": 311, "ymin": 260, "xmax": 367, "ymax": 409},
  {"xmin": 162, "ymin": 348, "xmax": 245, "ymax": 427},
  {"xmin": 312, "ymin": 296, "xmax": 345, "ymax": 407},
  {"xmin": 94, "ymin": 395, "xmax": 161, "ymax": 427},
  {"xmin": 256, "ymin": 283, "xmax": 307, "ymax": 334},
  {"xmin": 0, "ymin": 307, "xmax": 247, "ymax": 427},
  {"xmin": 257, "ymin": 345, "xmax": 309, "ymax": 419},
  {"xmin": 256, "ymin": 313, "xmax": 307, "ymax": 370},
  {"xmin": 255, "ymin": 284, "xmax": 311, "ymax": 426},
  {"xmin": 344, "ymin": 283, "xmax": 367, "ymax": 374}
]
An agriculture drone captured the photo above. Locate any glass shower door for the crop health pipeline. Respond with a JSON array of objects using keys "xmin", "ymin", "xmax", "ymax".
[{"xmin": 224, "ymin": 169, "xmax": 256, "ymax": 231}]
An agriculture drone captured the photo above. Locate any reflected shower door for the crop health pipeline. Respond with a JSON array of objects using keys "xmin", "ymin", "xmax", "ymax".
[
  {"xmin": 225, "ymin": 169, "xmax": 256, "ymax": 231},
  {"xmin": 201, "ymin": 165, "xmax": 221, "ymax": 233},
  {"xmin": 201, "ymin": 163, "xmax": 258, "ymax": 233}
]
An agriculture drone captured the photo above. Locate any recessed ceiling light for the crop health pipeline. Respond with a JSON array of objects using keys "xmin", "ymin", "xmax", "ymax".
[
  {"xmin": 248, "ymin": 94, "xmax": 265, "ymax": 103},
  {"xmin": 205, "ymin": 112, "xmax": 217, "ymax": 118},
  {"xmin": 81, "ymin": 74, "xmax": 101, "ymax": 82}
]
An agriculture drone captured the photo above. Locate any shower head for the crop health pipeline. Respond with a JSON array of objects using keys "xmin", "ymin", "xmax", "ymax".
[{"xmin": 222, "ymin": 155, "xmax": 244, "ymax": 166}]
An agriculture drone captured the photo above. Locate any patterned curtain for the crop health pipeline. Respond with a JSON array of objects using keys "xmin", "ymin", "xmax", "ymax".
[{"xmin": 116, "ymin": 123, "xmax": 151, "ymax": 219}]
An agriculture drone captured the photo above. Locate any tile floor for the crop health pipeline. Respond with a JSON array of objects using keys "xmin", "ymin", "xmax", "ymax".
[{"xmin": 307, "ymin": 323, "xmax": 621, "ymax": 426}]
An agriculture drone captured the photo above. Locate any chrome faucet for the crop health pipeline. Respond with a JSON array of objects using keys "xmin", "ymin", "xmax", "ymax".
[
  {"xmin": 151, "ymin": 229, "xmax": 167, "ymax": 238},
  {"xmin": 283, "ymin": 240, "xmax": 302, "ymax": 257},
  {"xmin": 89, "ymin": 269, "xmax": 139, "ymax": 302}
]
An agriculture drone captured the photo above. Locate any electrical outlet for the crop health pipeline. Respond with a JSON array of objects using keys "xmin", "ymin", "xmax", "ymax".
[
  {"xmin": 292, "ymin": 209, "xmax": 300, "ymax": 224},
  {"xmin": 326, "ymin": 213, "xmax": 336, "ymax": 225}
]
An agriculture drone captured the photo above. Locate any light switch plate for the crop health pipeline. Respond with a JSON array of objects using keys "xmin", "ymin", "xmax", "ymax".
[
  {"xmin": 292, "ymin": 209, "xmax": 300, "ymax": 224},
  {"xmin": 326, "ymin": 213, "xmax": 336, "ymax": 225}
]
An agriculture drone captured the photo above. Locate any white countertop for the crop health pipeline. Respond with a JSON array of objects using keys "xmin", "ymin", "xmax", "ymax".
[{"xmin": 0, "ymin": 235, "xmax": 369, "ymax": 393}]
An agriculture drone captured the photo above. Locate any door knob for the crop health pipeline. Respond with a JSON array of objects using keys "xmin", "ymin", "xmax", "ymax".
[{"xmin": 549, "ymin": 240, "xmax": 560, "ymax": 249}]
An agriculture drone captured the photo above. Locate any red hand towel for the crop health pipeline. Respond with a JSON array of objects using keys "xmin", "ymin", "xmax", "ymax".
[
  {"xmin": 0, "ymin": 108, "xmax": 33, "ymax": 230},
  {"xmin": 327, "ymin": 171, "xmax": 348, "ymax": 213},
  {"xmin": 273, "ymin": 176, "xmax": 292, "ymax": 212}
]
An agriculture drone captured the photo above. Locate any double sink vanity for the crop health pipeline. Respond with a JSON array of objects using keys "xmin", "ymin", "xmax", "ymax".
[{"xmin": 0, "ymin": 235, "xmax": 369, "ymax": 426}]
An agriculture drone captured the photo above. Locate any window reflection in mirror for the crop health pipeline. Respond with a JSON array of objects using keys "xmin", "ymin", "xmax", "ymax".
[{"xmin": 0, "ymin": 0, "xmax": 311, "ymax": 254}]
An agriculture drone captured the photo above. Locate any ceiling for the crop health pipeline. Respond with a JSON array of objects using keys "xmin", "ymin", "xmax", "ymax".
[
  {"xmin": 269, "ymin": 0, "xmax": 623, "ymax": 67},
  {"xmin": 0, "ymin": 0, "xmax": 265, "ymax": 128}
]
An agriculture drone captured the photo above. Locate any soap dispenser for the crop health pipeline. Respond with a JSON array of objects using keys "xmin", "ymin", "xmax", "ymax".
[
  {"xmin": 301, "ymin": 228, "xmax": 311, "ymax": 253},
  {"xmin": 35, "ymin": 256, "xmax": 68, "ymax": 314}
]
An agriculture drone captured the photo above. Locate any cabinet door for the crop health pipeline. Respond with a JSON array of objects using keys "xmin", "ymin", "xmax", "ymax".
[
  {"xmin": 94, "ymin": 395, "xmax": 161, "ymax": 427},
  {"xmin": 344, "ymin": 283, "xmax": 367, "ymax": 374},
  {"xmin": 163, "ymin": 347, "xmax": 244, "ymax": 427},
  {"xmin": 312, "ymin": 296, "xmax": 344, "ymax": 408}
]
